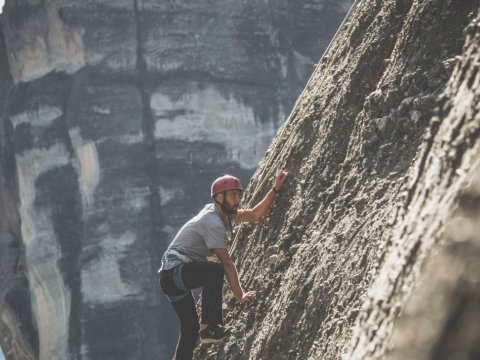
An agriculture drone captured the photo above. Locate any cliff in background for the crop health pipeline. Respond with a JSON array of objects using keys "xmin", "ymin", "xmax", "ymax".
[
  {"xmin": 0, "ymin": 0, "xmax": 353, "ymax": 359},
  {"xmin": 196, "ymin": 1, "xmax": 480, "ymax": 359}
]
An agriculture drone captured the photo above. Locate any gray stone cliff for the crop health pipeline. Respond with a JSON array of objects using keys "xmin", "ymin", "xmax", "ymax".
[
  {"xmin": 195, "ymin": 1, "xmax": 480, "ymax": 359},
  {"xmin": 0, "ymin": 0, "xmax": 352, "ymax": 359}
]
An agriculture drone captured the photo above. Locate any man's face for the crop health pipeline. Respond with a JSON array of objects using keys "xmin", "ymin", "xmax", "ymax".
[{"xmin": 218, "ymin": 190, "xmax": 242, "ymax": 214}]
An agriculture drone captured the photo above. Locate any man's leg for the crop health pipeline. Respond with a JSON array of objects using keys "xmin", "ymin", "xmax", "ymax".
[
  {"xmin": 181, "ymin": 262, "xmax": 224, "ymax": 325},
  {"xmin": 171, "ymin": 293, "xmax": 200, "ymax": 360},
  {"xmin": 160, "ymin": 269, "xmax": 199, "ymax": 360}
]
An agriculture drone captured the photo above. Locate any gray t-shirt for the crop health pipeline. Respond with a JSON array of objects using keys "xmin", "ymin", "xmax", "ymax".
[{"xmin": 163, "ymin": 204, "xmax": 227, "ymax": 268}]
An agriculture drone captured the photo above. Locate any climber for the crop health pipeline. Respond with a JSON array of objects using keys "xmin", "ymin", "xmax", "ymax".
[{"xmin": 159, "ymin": 170, "xmax": 288, "ymax": 360}]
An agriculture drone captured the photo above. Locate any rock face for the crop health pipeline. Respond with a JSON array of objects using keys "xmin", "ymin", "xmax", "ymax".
[
  {"xmin": 0, "ymin": 0, "xmax": 352, "ymax": 359},
  {"xmin": 194, "ymin": 1, "xmax": 480, "ymax": 360},
  {"xmin": 386, "ymin": 18, "xmax": 480, "ymax": 360}
]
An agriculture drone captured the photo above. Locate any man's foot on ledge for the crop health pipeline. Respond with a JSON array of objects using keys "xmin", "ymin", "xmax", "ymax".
[{"xmin": 199, "ymin": 324, "xmax": 231, "ymax": 344}]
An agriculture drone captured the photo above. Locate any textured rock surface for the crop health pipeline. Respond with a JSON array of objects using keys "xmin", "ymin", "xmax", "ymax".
[
  {"xmin": 195, "ymin": 1, "xmax": 480, "ymax": 359},
  {"xmin": 387, "ymin": 172, "xmax": 480, "ymax": 360},
  {"xmin": 0, "ymin": 0, "xmax": 352, "ymax": 359},
  {"xmin": 386, "ymin": 18, "xmax": 480, "ymax": 360}
]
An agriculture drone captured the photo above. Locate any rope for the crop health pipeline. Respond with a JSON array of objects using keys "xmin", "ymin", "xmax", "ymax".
[{"xmin": 232, "ymin": 0, "xmax": 363, "ymax": 247}]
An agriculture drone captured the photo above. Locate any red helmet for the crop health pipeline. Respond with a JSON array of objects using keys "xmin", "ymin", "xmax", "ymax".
[{"xmin": 211, "ymin": 175, "xmax": 243, "ymax": 198}]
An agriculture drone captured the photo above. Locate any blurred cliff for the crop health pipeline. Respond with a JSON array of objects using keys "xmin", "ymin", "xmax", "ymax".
[{"xmin": 0, "ymin": 0, "xmax": 353, "ymax": 359}]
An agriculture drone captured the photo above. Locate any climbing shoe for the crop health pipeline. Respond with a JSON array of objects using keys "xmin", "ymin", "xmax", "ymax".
[{"xmin": 199, "ymin": 324, "xmax": 231, "ymax": 344}]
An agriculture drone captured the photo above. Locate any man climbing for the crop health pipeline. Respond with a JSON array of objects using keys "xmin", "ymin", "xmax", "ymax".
[{"xmin": 159, "ymin": 170, "xmax": 288, "ymax": 360}]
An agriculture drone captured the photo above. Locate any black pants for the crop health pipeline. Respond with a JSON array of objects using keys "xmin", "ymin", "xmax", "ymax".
[{"xmin": 160, "ymin": 261, "xmax": 224, "ymax": 360}]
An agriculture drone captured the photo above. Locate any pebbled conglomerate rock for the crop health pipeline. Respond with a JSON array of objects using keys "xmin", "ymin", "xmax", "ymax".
[{"xmin": 194, "ymin": 1, "xmax": 480, "ymax": 360}]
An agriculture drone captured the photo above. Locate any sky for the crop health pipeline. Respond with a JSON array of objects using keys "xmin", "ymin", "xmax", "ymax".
[{"xmin": 0, "ymin": 1, "xmax": 3, "ymax": 14}]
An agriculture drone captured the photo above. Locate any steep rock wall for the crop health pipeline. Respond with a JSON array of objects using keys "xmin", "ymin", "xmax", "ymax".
[
  {"xmin": 0, "ymin": 0, "xmax": 352, "ymax": 359},
  {"xmin": 0, "ymin": 23, "xmax": 37, "ymax": 360},
  {"xmin": 387, "ymin": 17, "xmax": 480, "ymax": 360},
  {"xmin": 195, "ymin": 1, "xmax": 480, "ymax": 359}
]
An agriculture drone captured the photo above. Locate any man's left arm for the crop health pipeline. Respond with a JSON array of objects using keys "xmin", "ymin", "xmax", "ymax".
[{"xmin": 235, "ymin": 170, "xmax": 288, "ymax": 223}]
